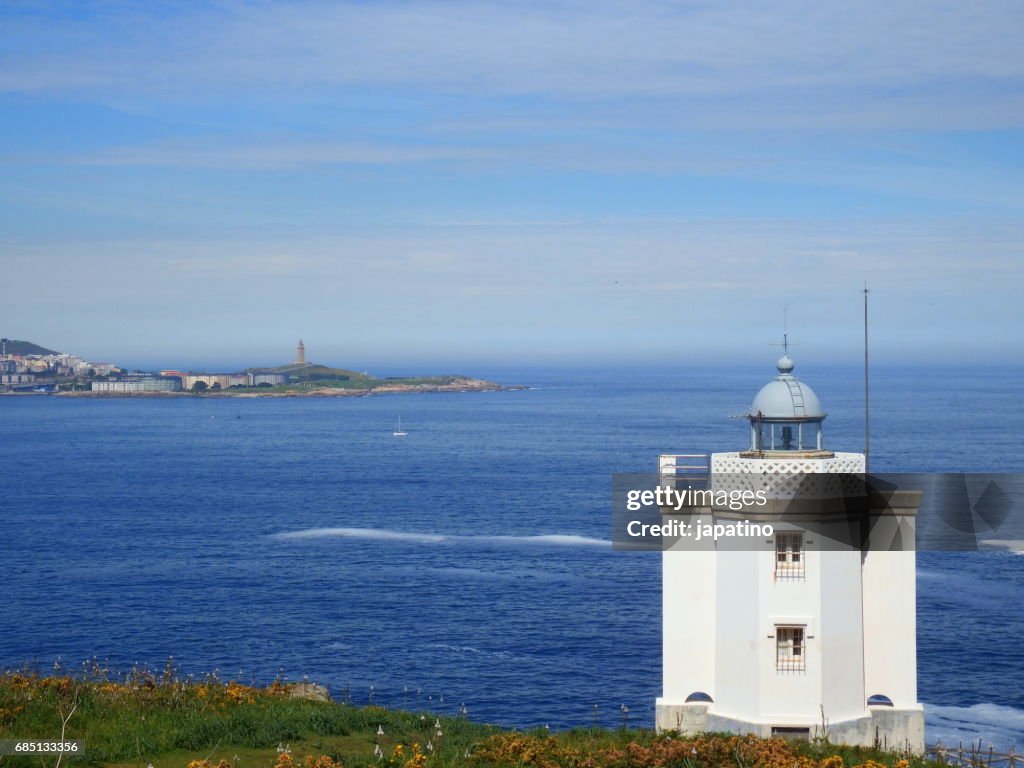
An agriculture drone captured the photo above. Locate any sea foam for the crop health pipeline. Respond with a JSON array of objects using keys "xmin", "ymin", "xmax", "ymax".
[
  {"xmin": 271, "ymin": 527, "xmax": 447, "ymax": 544},
  {"xmin": 271, "ymin": 527, "xmax": 610, "ymax": 548},
  {"xmin": 926, "ymin": 701, "xmax": 1024, "ymax": 750}
]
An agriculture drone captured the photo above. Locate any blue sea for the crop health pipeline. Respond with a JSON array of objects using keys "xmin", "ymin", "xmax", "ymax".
[{"xmin": 2, "ymin": 364, "xmax": 1022, "ymax": 748}]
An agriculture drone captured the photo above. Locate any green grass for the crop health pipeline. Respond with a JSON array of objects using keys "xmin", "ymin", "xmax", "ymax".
[
  {"xmin": 0, "ymin": 673, "xmax": 500, "ymax": 768},
  {"xmin": 269, "ymin": 365, "xmax": 368, "ymax": 381},
  {"xmin": 0, "ymin": 673, "xmax": 940, "ymax": 768}
]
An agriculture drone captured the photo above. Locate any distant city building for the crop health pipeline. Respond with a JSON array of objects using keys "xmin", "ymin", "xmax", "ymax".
[
  {"xmin": 181, "ymin": 373, "xmax": 235, "ymax": 390},
  {"xmin": 295, "ymin": 339, "xmax": 306, "ymax": 364},
  {"xmin": 0, "ymin": 347, "xmax": 294, "ymax": 393},
  {"xmin": 147, "ymin": 377, "xmax": 183, "ymax": 392},
  {"xmin": 177, "ymin": 371, "xmax": 288, "ymax": 389},
  {"xmin": 250, "ymin": 372, "xmax": 287, "ymax": 386},
  {"xmin": 91, "ymin": 377, "xmax": 182, "ymax": 393},
  {"xmin": 91, "ymin": 381, "xmax": 127, "ymax": 392},
  {"xmin": 2, "ymin": 373, "xmax": 35, "ymax": 385},
  {"xmin": 46, "ymin": 353, "xmax": 84, "ymax": 370},
  {"xmin": 2, "ymin": 346, "xmax": 132, "ymax": 384},
  {"xmin": 73, "ymin": 361, "xmax": 118, "ymax": 376}
]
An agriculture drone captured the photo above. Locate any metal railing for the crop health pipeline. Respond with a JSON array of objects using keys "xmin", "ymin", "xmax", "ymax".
[
  {"xmin": 929, "ymin": 743, "xmax": 1020, "ymax": 768},
  {"xmin": 658, "ymin": 454, "xmax": 710, "ymax": 483}
]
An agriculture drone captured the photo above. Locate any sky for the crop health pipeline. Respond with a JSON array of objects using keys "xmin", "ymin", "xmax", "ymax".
[{"xmin": 1, "ymin": 0, "xmax": 1023, "ymax": 370}]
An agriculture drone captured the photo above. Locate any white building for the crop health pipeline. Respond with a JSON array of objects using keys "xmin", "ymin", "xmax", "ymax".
[
  {"xmin": 73, "ymin": 361, "xmax": 118, "ymax": 376},
  {"xmin": 91, "ymin": 377, "xmax": 182, "ymax": 393},
  {"xmin": 249, "ymin": 372, "xmax": 287, "ymax": 386},
  {"xmin": 657, "ymin": 352, "xmax": 923, "ymax": 751},
  {"xmin": 2, "ymin": 372, "xmax": 35, "ymax": 385},
  {"xmin": 177, "ymin": 372, "xmax": 287, "ymax": 389}
]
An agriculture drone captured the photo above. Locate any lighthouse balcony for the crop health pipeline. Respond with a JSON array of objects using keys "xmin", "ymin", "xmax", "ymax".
[
  {"xmin": 712, "ymin": 451, "xmax": 866, "ymax": 476},
  {"xmin": 710, "ymin": 451, "xmax": 867, "ymax": 502},
  {"xmin": 738, "ymin": 448, "xmax": 834, "ymax": 460}
]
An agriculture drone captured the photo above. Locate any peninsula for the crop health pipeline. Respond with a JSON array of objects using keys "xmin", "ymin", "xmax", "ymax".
[{"xmin": 1, "ymin": 338, "xmax": 516, "ymax": 397}]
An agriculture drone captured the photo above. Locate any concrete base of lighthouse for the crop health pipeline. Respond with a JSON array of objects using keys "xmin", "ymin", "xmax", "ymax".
[{"xmin": 655, "ymin": 700, "xmax": 924, "ymax": 753}]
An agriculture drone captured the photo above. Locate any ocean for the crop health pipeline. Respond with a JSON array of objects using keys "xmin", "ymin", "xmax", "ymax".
[{"xmin": 1, "ymin": 364, "xmax": 1022, "ymax": 748}]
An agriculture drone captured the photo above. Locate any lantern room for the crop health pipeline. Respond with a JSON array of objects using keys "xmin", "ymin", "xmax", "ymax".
[{"xmin": 744, "ymin": 353, "xmax": 829, "ymax": 456}]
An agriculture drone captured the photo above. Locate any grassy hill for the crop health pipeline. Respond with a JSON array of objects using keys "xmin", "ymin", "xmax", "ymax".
[
  {"xmin": 1, "ymin": 338, "xmax": 57, "ymax": 355},
  {"xmin": 242, "ymin": 363, "xmax": 472, "ymax": 393},
  {"xmin": 269, "ymin": 363, "xmax": 369, "ymax": 382},
  {"xmin": 0, "ymin": 672, "xmax": 938, "ymax": 768}
]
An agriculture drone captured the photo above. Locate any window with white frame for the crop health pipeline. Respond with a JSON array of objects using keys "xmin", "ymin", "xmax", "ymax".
[
  {"xmin": 776, "ymin": 625, "xmax": 806, "ymax": 672},
  {"xmin": 775, "ymin": 532, "xmax": 805, "ymax": 580}
]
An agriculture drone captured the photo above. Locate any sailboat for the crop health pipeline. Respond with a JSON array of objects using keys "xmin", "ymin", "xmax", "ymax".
[{"xmin": 393, "ymin": 415, "xmax": 408, "ymax": 437}]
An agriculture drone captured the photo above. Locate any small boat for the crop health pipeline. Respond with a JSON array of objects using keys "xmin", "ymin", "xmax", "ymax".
[{"xmin": 393, "ymin": 415, "xmax": 408, "ymax": 437}]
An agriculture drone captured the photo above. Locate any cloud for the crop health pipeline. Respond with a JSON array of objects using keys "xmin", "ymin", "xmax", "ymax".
[
  {"xmin": 73, "ymin": 139, "xmax": 492, "ymax": 170},
  {"xmin": 3, "ymin": 1, "xmax": 1024, "ymax": 130},
  {"xmin": 167, "ymin": 252, "xmax": 322, "ymax": 276},
  {"xmin": 3, "ymin": 215, "xmax": 1021, "ymax": 362},
  {"xmin": 2, "ymin": 2, "xmax": 1022, "ymax": 366},
  {"xmin": 7, "ymin": 216, "xmax": 1021, "ymax": 294}
]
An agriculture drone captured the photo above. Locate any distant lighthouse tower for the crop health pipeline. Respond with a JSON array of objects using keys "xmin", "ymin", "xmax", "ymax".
[
  {"xmin": 656, "ymin": 346, "xmax": 924, "ymax": 751},
  {"xmin": 295, "ymin": 339, "xmax": 306, "ymax": 365}
]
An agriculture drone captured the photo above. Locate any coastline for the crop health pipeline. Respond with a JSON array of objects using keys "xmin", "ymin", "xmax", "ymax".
[
  {"xmin": 0, "ymin": 672, "xmax": 932, "ymax": 768},
  {"xmin": 35, "ymin": 376, "xmax": 524, "ymax": 398}
]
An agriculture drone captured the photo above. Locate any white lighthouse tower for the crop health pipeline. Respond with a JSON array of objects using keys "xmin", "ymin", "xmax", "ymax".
[{"xmin": 656, "ymin": 349, "xmax": 924, "ymax": 751}]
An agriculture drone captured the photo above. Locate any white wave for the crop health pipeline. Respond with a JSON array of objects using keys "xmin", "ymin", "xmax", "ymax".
[
  {"xmin": 979, "ymin": 539, "xmax": 1024, "ymax": 553},
  {"xmin": 426, "ymin": 643, "xmax": 482, "ymax": 654},
  {"xmin": 427, "ymin": 566, "xmax": 517, "ymax": 580},
  {"xmin": 480, "ymin": 534, "xmax": 611, "ymax": 548},
  {"xmin": 425, "ymin": 643, "xmax": 514, "ymax": 659},
  {"xmin": 271, "ymin": 527, "xmax": 447, "ymax": 543},
  {"xmin": 926, "ymin": 702, "xmax": 1024, "ymax": 750},
  {"xmin": 270, "ymin": 526, "xmax": 610, "ymax": 548},
  {"xmin": 425, "ymin": 566, "xmax": 579, "ymax": 583}
]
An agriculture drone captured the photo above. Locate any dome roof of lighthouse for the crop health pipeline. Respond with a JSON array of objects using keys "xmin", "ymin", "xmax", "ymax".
[{"xmin": 749, "ymin": 355, "xmax": 826, "ymax": 420}]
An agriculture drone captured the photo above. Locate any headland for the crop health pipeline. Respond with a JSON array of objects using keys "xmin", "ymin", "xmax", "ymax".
[
  {"xmin": 0, "ymin": 338, "xmax": 519, "ymax": 396},
  {"xmin": 57, "ymin": 373, "xmax": 514, "ymax": 398}
]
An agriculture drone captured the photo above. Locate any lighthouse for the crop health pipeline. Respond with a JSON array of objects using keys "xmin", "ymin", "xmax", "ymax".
[{"xmin": 656, "ymin": 350, "xmax": 924, "ymax": 751}]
